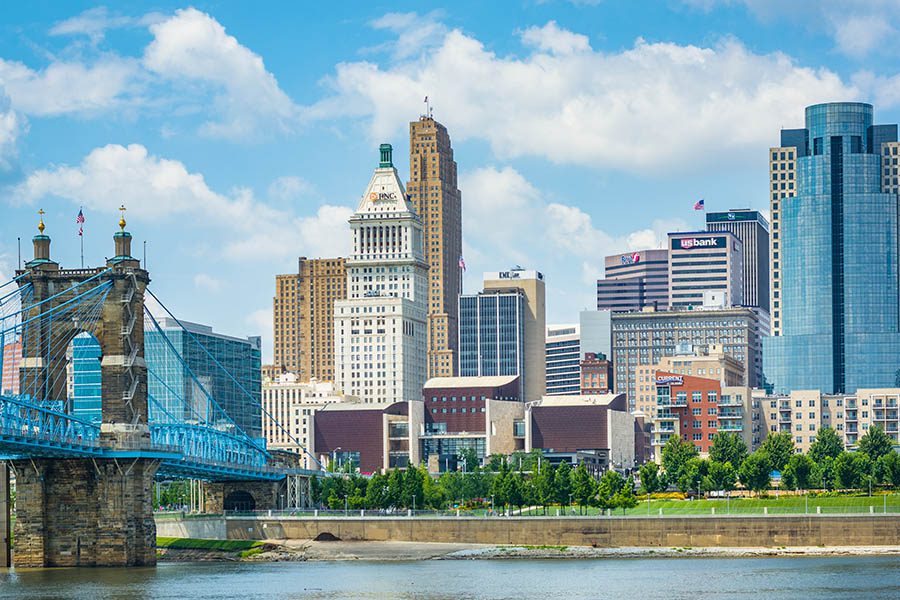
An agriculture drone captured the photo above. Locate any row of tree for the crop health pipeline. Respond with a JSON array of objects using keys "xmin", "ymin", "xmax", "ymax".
[
  {"xmin": 644, "ymin": 425, "xmax": 900, "ymax": 494},
  {"xmin": 313, "ymin": 456, "xmax": 640, "ymax": 513}
]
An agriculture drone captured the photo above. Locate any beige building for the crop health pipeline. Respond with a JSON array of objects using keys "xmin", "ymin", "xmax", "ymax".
[
  {"xmin": 273, "ymin": 257, "xmax": 346, "ymax": 381},
  {"xmin": 768, "ymin": 144, "xmax": 798, "ymax": 336},
  {"xmin": 484, "ymin": 270, "xmax": 547, "ymax": 401},
  {"xmin": 752, "ymin": 388, "xmax": 900, "ymax": 453},
  {"xmin": 261, "ymin": 373, "xmax": 355, "ymax": 469},
  {"xmin": 407, "ymin": 116, "xmax": 463, "ymax": 379},
  {"xmin": 634, "ymin": 344, "xmax": 744, "ymax": 417}
]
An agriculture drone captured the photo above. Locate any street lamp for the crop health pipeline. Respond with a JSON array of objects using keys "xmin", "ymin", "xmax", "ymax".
[
  {"xmin": 491, "ymin": 494, "xmax": 495, "ymax": 514},
  {"xmin": 332, "ymin": 447, "xmax": 342, "ymax": 472},
  {"xmin": 412, "ymin": 494, "xmax": 416, "ymax": 513},
  {"xmin": 343, "ymin": 494, "xmax": 348, "ymax": 516}
]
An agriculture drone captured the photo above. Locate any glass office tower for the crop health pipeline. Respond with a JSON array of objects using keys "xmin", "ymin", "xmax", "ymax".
[
  {"xmin": 764, "ymin": 103, "xmax": 900, "ymax": 394},
  {"xmin": 69, "ymin": 333, "xmax": 102, "ymax": 422},
  {"xmin": 458, "ymin": 291, "xmax": 526, "ymax": 388}
]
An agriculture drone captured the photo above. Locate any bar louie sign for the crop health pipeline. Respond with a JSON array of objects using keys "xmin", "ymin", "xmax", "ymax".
[{"xmin": 671, "ymin": 236, "xmax": 725, "ymax": 250}]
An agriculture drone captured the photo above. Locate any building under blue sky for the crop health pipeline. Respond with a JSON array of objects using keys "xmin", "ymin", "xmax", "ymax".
[{"xmin": 3, "ymin": 2, "xmax": 900, "ymax": 363}]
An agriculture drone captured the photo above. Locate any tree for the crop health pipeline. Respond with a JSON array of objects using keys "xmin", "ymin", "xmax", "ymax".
[
  {"xmin": 709, "ymin": 432, "xmax": 748, "ymax": 470},
  {"xmin": 458, "ymin": 448, "xmax": 480, "ymax": 473},
  {"xmin": 677, "ymin": 458, "xmax": 708, "ymax": 495},
  {"xmin": 423, "ymin": 470, "xmax": 445, "ymax": 509},
  {"xmin": 738, "ymin": 451, "xmax": 771, "ymax": 494},
  {"xmin": 503, "ymin": 471, "xmax": 526, "ymax": 512},
  {"xmin": 815, "ymin": 455, "xmax": 838, "ymax": 491},
  {"xmin": 835, "ymin": 452, "xmax": 872, "ymax": 489},
  {"xmin": 875, "ymin": 451, "xmax": 900, "ymax": 487},
  {"xmin": 402, "ymin": 466, "xmax": 426, "ymax": 510},
  {"xmin": 638, "ymin": 462, "xmax": 662, "ymax": 495},
  {"xmin": 760, "ymin": 432, "xmax": 795, "ymax": 472},
  {"xmin": 703, "ymin": 461, "xmax": 737, "ymax": 493},
  {"xmin": 365, "ymin": 473, "xmax": 390, "ymax": 509},
  {"xmin": 553, "ymin": 461, "xmax": 573, "ymax": 505},
  {"xmin": 386, "ymin": 468, "xmax": 404, "ymax": 508},
  {"xmin": 661, "ymin": 435, "xmax": 699, "ymax": 485},
  {"xmin": 610, "ymin": 478, "xmax": 638, "ymax": 515},
  {"xmin": 490, "ymin": 462, "xmax": 509, "ymax": 509},
  {"xmin": 571, "ymin": 463, "xmax": 597, "ymax": 513},
  {"xmin": 858, "ymin": 426, "xmax": 894, "ymax": 462},
  {"xmin": 597, "ymin": 470, "xmax": 625, "ymax": 508},
  {"xmin": 531, "ymin": 463, "xmax": 555, "ymax": 514},
  {"xmin": 809, "ymin": 426, "xmax": 844, "ymax": 464},
  {"xmin": 781, "ymin": 454, "xmax": 815, "ymax": 491}
]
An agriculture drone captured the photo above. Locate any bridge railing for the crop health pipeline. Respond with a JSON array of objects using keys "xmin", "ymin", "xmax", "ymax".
[
  {"xmin": 151, "ymin": 423, "xmax": 271, "ymax": 470},
  {"xmin": 0, "ymin": 393, "xmax": 101, "ymax": 451}
]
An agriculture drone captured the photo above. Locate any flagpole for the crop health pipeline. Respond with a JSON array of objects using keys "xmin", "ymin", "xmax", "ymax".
[{"xmin": 80, "ymin": 233, "xmax": 84, "ymax": 268}]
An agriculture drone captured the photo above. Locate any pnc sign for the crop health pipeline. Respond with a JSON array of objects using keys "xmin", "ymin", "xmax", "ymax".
[{"xmin": 369, "ymin": 191, "xmax": 397, "ymax": 202}]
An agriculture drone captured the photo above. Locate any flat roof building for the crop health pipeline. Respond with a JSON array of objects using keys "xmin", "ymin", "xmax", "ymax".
[
  {"xmin": 706, "ymin": 209, "xmax": 770, "ymax": 312},
  {"xmin": 668, "ymin": 231, "xmax": 743, "ymax": 310},
  {"xmin": 597, "ymin": 249, "xmax": 669, "ymax": 312},
  {"xmin": 546, "ymin": 324, "xmax": 581, "ymax": 396}
]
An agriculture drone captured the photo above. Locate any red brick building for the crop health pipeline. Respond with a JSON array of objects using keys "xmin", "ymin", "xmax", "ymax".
[
  {"xmin": 651, "ymin": 372, "xmax": 722, "ymax": 458},
  {"xmin": 580, "ymin": 352, "xmax": 612, "ymax": 394}
]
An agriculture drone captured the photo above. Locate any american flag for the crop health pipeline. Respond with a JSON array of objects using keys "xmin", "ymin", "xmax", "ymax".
[
  {"xmin": 76, "ymin": 208, "xmax": 85, "ymax": 236},
  {"xmin": 458, "ymin": 255, "xmax": 466, "ymax": 271},
  {"xmin": 693, "ymin": 199, "xmax": 705, "ymax": 211}
]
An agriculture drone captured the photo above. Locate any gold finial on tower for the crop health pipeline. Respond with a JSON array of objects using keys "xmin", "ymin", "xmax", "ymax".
[
  {"xmin": 38, "ymin": 208, "xmax": 45, "ymax": 234},
  {"xmin": 118, "ymin": 205, "xmax": 127, "ymax": 231}
]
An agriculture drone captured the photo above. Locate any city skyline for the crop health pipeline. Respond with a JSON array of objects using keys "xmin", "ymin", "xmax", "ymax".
[{"xmin": 4, "ymin": 3, "xmax": 900, "ymax": 361}]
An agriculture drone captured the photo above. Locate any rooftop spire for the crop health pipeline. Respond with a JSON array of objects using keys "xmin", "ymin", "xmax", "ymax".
[
  {"xmin": 118, "ymin": 204, "xmax": 127, "ymax": 231},
  {"xmin": 37, "ymin": 208, "xmax": 45, "ymax": 234},
  {"xmin": 379, "ymin": 144, "xmax": 393, "ymax": 168}
]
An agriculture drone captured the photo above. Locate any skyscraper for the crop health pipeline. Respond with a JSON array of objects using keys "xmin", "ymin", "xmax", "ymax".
[
  {"xmin": 706, "ymin": 209, "xmax": 770, "ymax": 311},
  {"xmin": 406, "ymin": 116, "xmax": 463, "ymax": 379},
  {"xmin": 596, "ymin": 249, "xmax": 669, "ymax": 311},
  {"xmin": 273, "ymin": 257, "xmax": 346, "ymax": 381},
  {"xmin": 458, "ymin": 289, "xmax": 526, "ymax": 389},
  {"xmin": 668, "ymin": 231, "xmax": 743, "ymax": 309},
  {"xmin": 764, "ymin": 102, "xmax": 900, "ymax": 394},
  {"xmin": 545, "ymin": 324, "xmax": 581, "ymax": 395},
  {"xmin": 334, "ymin": 144, "xmax": 428, "ymax": 403}
]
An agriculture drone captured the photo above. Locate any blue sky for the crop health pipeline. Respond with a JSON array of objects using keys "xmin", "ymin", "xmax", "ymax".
[{"xmin": 2, "ymin": 1, "xmax": 900, "ymax": 362}]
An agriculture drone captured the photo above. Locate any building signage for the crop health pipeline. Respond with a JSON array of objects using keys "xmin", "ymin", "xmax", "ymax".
[
  {"xmin": 369, "ymin": 191, "xmax": 397, "ymax": 202},
  {"xmin": 707, "ymin": 211, "xmax": 757, "ymax": 223},
  {"xmin": 655, "ymin": 375, "xmax": 684, "ymax": 386},
  {"xmin": 620, "ymin": 251, "xmax": 641, "ymax": 265},
  {"xmin": 672, "ymin": 236, "xmax": 725, "ymax": 250},
  {"xmin": 498, "ymin": 271, "xmax": 521, "ymax": 279}
]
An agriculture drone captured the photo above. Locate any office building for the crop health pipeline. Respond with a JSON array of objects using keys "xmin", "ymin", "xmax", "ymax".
[
  {"xmin": 68, "ymin": 333, "xmax": 102, "ymax": 422},
  {"xmin": 651, "ymin": 373, "xmax": 752, "ymax": 460},
  {"xmin": 334, "ymin": 144, "xmax": 428, "ymax": 404},
  {"xmin": 406, "ymin": 116, "xmax": 463, "ymax": 378},
  {"xmin": 545, "ymin": 324, "xmax": 581, "ymax": 395},
  {"xmin": 706, "ymin": 209, "xmax": 770, "ymax": 311},
  {"xmin": 1, "ymin": 340, "xmax": 20, "ymax": 396},
  {"xmin": 580, "ymin": 352, "xmax": 612, "ymax": 394},
  {"xmin": 273, "ymin": 257, "xmax": 346, "ymax": 381},
  {"xmin": 460, "ymin": 269, "xmax": 546, "ymax": 401},
  {"xmin": 483, "ymin": 269, "xmax": 546, "ymax": 400},
  {"xmin": 145, "ymin": 317, "xmax": 263, "ymax": 438},
  {"xmin": 579, "ymin": 309, "xmax": 612, "ymax": 358},
  {"xmin": 261, "ymin": 374, "xmax": 355, "ymax": 470},
  {"xmin": 768, "ymin": 129, "xmax": 806, "ymax": 335},
  {"xmin": 764, "ymin": 103, "xmax": 900, "ymax": 394},
  {"xmin": 668, "ymin": 231, "xmax": 743, "ymax": 309},
  {"xmin": 314, "ymin": 400, "xmax": 413, "ymax": 473},
  {"xmin": 633, "ymin": 344, "xmax": 744, "ymax": 417},
  {"xmin": 596, "ymin": 249, "xmax": 669, "ymax": 311},
  {"xmin": 612, "ymin": 307, "xmax": 768, "ymax": 411},
  {"xmin": 753, "ymin": 388, "xmax": 900, "ymax": 453}
]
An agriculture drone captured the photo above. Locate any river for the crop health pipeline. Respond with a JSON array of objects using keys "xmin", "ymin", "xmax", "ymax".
[{"xmin": 1, "ymin": 557, "xmax": 898, "ymax": 599}]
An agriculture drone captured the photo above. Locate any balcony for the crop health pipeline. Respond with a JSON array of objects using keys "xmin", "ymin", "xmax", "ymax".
[
  {"xmin": 718, "ymin": 411, "xmax": 743, "ymax": 420},
  {"xmin": 719, "ymin": 423, "xmax": 743, "ymax": 432}
]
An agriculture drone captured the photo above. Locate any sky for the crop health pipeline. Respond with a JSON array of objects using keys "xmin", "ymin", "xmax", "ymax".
[{"xmin": 3, "ymin": 0, "xmax": 900, "ymax": 362}]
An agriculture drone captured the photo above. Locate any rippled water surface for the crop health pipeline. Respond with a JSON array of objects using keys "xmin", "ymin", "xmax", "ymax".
[{"xmin": 1, "ymin": 556, "xmax": 899, "ymax": 599}]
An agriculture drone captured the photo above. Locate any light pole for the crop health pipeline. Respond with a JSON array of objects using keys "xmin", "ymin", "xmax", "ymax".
[
  {"xmin": 332, "ymin": 447, "xmax": 342, "ymax": 472},
  {"xmin": 412, "ymin": 494, "xmax": 416, "ymax": 513},
  {"xmin": 569, "ymin": 493, "xmax": 573, "ymax": 514},
  {"xmin": 343, "ymin": 494, "xmax": 348, "ymax": 516},
  {"xmin": 491, "ymin": 494, "xmax": 495, "ymax": 514}
]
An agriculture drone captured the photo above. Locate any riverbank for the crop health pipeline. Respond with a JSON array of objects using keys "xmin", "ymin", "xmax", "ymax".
[{"xmin": 156, "ymin": 539, "xmax": 900, "ymax": 563}]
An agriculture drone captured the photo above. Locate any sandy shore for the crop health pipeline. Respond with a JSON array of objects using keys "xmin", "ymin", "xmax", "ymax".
[{"xmin": 228, "ymin": 540, "xmax": 900, "ymax": 562}]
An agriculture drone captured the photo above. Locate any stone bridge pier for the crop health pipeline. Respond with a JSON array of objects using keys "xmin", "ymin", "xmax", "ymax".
[
  {"xmin": 1, "ymin": 462, "xmax": 10, "ymax": 568},
  {"xmin": 10, "ymin": 215, "xmax": 160, "ymax": 567}
]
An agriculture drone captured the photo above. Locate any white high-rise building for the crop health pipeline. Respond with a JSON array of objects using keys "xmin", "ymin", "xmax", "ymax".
[{"xmin": 334, "ymin": 144, "xmax": 428, "ymax": 403}]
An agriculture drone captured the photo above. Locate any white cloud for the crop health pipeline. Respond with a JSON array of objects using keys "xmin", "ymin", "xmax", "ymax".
[
  {"xmin": 246, "ymin": 307, "xmax": 274, "ymax": 362},
  {"xmin": 520, "ymin": 21, "xmax": 590, "ymax": 55},
  {"xmin": 49, "ymin": 7, "xmax": 163, "ymax": 44},
  {"xmin": 0, "ymin": 57, "xmax": 139, "ymax": 116},
  {"xmin": 311, "ymin": 19, "xmax": 856, "ymax": 172},
  {"xmin": 369, "ymin": 11, "xmax": 448, "ymax": 60},
  {"xmin": 0, "ymin": 86, "xmax": 24, "ymax": 173},
  {"xmin": 193, "ymin": 273, "xmax": 223, "ymax": 292},
  {"xmin": 832, "ymin": 15, "xmax": 895, "ymax": 59},
  {"xmin": 143, "ymin": 7, "xmax": 299, "ymax": 139},
  {"xmin": 267, "ymin": 175, "xmax": 314, "ymax": 201}
]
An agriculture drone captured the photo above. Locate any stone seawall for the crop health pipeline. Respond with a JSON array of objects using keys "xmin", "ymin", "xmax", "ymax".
[{"xmin": 159, "ymin": 515, "xmax": 900, "ymax": 548}]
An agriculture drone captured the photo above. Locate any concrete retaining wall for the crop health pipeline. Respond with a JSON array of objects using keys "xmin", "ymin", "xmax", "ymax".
[
  {"xmin": 155, "ymin": 517, "xmax": 226, "ymax": 540},
  {"xmin": 213, "ymin": 515, "xmax": 900, "ymax": 548}
]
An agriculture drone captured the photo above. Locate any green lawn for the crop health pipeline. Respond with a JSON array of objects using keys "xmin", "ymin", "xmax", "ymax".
[
  {"xmin": 156, "ymin": 537, "xmax": 264, "ymax": 551},
  {"xmin": 521, "ymin": 494, "xmax": 900, "ymax": 516}
]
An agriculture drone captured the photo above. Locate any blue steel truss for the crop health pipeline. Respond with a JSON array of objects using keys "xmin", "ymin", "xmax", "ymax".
[{"xmin": 0, "ymin": 273, "xmax": 319, "ymax": 482}]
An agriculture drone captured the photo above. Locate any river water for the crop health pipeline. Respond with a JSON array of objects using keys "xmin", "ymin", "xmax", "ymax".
[{"xmin": 1, "ymin": 557, "xmax": 899, "ymax": 599}]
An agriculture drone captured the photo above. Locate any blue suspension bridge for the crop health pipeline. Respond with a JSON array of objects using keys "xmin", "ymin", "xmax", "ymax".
[{"xmin": 0, "ymin": 212, "xmax": 323, "ymax": 567}]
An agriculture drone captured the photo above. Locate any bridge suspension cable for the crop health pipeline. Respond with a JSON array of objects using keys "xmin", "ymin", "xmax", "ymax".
[{"xmin": 145, "ymin": 288, "xmax": 325, "ymax": 470}]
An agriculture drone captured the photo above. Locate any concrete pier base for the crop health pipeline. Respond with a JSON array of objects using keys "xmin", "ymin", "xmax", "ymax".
[
  {"xmin": 1, "ymin": 462, "xmax": 10, "ymax": 568},
  {"xmin": 11, "ymin": 458, "xmax": 159, "ymax": 567}
]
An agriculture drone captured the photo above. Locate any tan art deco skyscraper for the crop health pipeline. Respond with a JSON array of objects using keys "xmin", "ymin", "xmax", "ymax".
[{"xmin": 406, "ymin": 115, "xmax": 463, "ymax": 378}]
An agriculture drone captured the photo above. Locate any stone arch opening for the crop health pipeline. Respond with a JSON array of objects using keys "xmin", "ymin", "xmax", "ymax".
[{"xmin": 224, "ymin": 490, "xmax": 256, "ymax": 512}]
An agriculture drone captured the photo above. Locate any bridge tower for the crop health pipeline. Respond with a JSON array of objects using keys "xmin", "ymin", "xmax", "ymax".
[{"xmin": 10, "ymin": 210, "xmax": 159, "ymax": 567}]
